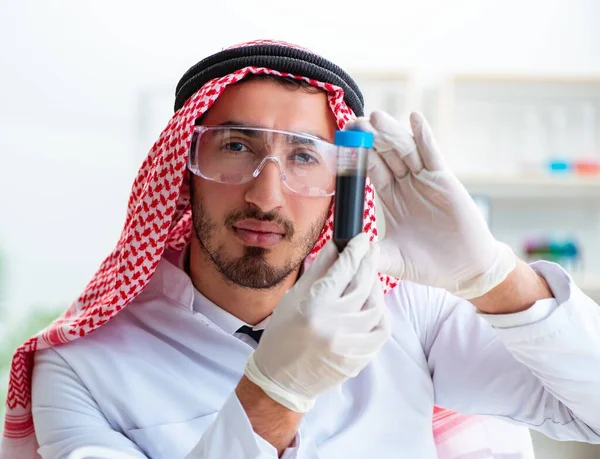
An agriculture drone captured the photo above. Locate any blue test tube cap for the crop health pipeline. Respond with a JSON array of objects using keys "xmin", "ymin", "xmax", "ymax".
[{"xmin": 334, "ymin": 130, "xmax": 374, "ymax": 148}]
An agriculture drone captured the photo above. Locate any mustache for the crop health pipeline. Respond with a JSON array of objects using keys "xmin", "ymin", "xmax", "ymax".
[{"xmin": 224, "ymin": 206, "xmax": 295, "ymax": 238}]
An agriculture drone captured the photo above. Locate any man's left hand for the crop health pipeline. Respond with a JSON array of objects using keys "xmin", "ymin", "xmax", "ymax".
[{"xmin": 346, "ymin": 111, "xmax": 516, "ymax": 300}]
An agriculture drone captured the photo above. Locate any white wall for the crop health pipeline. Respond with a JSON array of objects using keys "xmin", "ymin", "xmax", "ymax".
[{"xmin": 2, "ymin": 0, "xmax": 600, "ymax": 315}]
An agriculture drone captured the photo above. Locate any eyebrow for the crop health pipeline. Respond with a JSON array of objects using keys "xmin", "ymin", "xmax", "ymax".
[
  {"xmin": 215, "ymin": 121, "xmax": 261, "ymax": 138},
  {"xmin": 214, "ymin": 120, "xmax": 330, "ymax": 142}
]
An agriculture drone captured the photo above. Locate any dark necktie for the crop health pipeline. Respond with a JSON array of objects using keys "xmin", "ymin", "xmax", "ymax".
[{"xmin": 236, "ymin": 325, "xmax": 264, "ymax": 344}]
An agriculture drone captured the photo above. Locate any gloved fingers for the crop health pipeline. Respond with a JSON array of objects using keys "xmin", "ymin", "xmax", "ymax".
[
  {"xmin": 367, "ymin": 148, "xmax": 398, "ymax": 193},
  {"xmin": 363, "ymin": 276, "xmax": 389, "ymax": 335},
  {"xmin": 323, "ymin": 301, "xmax": 384, "ymax": 335},
  {"xmin": 309, "ymin": 232, "xmax": 371, "ymax": 301},
  {"xmin": 346, "ymin": 114, "xmax": 408, "ymax": 183},
  {"xmin": 344, "ymin": 118, "xmax": 402, "ymax": 184},
  {"xmin": 299, "ymin": 238, "xmax": 339, "ymax": 289},
  {"xmin": 374, "ymin": 239, "xmax": 406, "ymax": 280},
  {"xmin": 369, "ymin": 303, "xmax": 392, "ymax": 347},
  {"xmin": 343, "ymin": 117, "xmax": 374, "ymax": 133},
  {"xmin": 410, "ymin": 112, "xmax": 446, "ymax": 172},
  {"xmin": 329, "ymin": 309, "xmax": 391, "ymax": 358},
  {"xmin": 372, "ymin": 124, "xmax": 412, "ymax": 178},
  {"xmin": 363, "ymin": 289, "xmax": 392, "ymax": 348},
  {"xmin": 370, "ymin": 111, "xmax": 424, "ymax": 176},
  {"xmin": 330, "ymin": 277, "xmax": 389, "ymax": 352},
  {"xmin": 365, "ymin": 275, "xmax": 385, "ymax": 316},
  {"xmin": 332, "ymin": 243, "xmax": 379, "ymax": 312}
]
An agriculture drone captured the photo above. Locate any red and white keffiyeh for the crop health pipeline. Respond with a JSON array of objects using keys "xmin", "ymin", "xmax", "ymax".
[{"xmin": 0, "ymin": 40, "xmax": 475, "ymax": 458}]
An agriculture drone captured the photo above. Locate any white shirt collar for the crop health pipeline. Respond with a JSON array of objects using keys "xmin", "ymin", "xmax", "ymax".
[
  {"xmin": 174, "ymin": 243, "xmax": 273, "ymax": 334},
  {"xmin": 166, "ymin": 242, "xmax": 313, "ymax": 334},
  {"xmin": 192, "ymin": 286, "xmax": 250, "ymax": 334}
]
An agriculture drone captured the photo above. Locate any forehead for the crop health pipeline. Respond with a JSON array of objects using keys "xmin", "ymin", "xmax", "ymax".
[{"xmin": 200, "ymin": 78, "xmax": 338, "ymax": 142}]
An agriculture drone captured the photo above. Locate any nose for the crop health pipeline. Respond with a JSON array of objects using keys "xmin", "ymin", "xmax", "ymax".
[{"xmin": 244, "ymin": 159, "xmax": 286, "ymax": 212}]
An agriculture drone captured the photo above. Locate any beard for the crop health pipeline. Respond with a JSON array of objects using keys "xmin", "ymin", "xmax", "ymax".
[{"xmin": 190, "ymin": 192, "xmax": 329, "ymax": 290}]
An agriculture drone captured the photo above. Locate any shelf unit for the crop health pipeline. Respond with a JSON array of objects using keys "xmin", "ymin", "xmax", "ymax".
[
  {"xmin": 435, "ymin": 74, "xmax": 600, "ymax": 177},
  {"xmin": 347, "ymin": 71, "xmax": 418, "ymax": 122},
  {"xmin": 459, "ymin": 174, "xmax": 600, "ymax": 199},
  {"xmin": 462, "ymin": 174, "xmax": 600, "ymax": 303},
  {"xmin": 434, "ymin": 75, "xmax": 600, "ymax": 302}
]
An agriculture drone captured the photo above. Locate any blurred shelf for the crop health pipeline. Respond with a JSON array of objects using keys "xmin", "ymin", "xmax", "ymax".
[
  {"xmin": 348, "ymin": 70, "xmax": 412, "ymax": 81},
  {"xmin": 448, "ymin": 74, "xmax": 600, "ymax": 84},
  {"xmin": 459, "ymin": 175, "xmax": 600, "ymax": 199},
  {"xmin": 573, "ymin": 274, "xmax": 600, "ymax": 301}
]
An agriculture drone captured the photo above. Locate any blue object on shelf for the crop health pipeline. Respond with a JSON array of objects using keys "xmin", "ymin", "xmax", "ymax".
[{"xmin": 546, "ymin": 159, "xmax": 571, "ymax": 173}]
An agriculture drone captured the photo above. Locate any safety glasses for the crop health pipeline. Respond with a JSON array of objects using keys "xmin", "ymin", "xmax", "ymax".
[{"xmin": 188, "ymin": 126, "xmax": 338, "ymax": 197}]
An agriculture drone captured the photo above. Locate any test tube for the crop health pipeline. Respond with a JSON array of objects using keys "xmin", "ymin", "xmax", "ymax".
[{"xmin": 333, "ymin": 129, "xmax": 374, "ymax": 252}]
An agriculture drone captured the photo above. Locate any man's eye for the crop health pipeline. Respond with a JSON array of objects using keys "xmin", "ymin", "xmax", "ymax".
[
  {"xmin": 292, "ymin": 152, "xmax": 320, "ymax": 164},
  {"xmin": 222, "ymin": 142, "xmax": 250, "ymax": 152}
]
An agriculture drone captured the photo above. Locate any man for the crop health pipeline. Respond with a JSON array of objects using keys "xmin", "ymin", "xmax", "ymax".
[{"xmin": 2, "ymin": 40, "xmax": 600, "ymax": 459}]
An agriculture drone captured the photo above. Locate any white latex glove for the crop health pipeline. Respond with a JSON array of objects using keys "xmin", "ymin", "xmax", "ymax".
[
  {"xmin": 345, "ymin": 111, "xmax": 516, "ymax": 299},
  {"xmin": 244, "ymin": 233, "xmax": 390, "ymax": 413}
]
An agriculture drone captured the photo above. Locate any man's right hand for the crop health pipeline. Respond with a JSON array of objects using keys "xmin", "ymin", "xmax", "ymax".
[{"xmin": 243, "ymin": 233, "xmax": 391, "ymax": 413}]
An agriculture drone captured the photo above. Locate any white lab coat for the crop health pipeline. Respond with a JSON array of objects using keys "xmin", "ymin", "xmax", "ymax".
[{"xmin": 31, "ymin": 252, "xmax": 600, "ymax": 458}]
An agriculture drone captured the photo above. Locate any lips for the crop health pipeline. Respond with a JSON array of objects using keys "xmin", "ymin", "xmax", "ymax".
[
  {"xmin": 233, "ymin": 219, "xmax": 285, "ymax": 235},
  {"xmin": 232, "ymin": 219, "xmax": 286, "ymax": 247}
]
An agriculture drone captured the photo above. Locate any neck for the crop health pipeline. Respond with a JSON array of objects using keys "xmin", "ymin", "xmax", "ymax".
[{"xmin": 187, "ymin": 238, "xmax": 299, "ymax": 325}]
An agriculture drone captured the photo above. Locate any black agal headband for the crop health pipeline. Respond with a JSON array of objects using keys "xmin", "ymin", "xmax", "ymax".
[{"xmin": 174, "ymin": 44, "xmax": 365, "ymax": 117}]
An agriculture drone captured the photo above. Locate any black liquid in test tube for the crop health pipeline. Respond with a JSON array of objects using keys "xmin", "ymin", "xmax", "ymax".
[{"xmin": 332, "ymin": 129, "xmax": 374, "ymax": 252}]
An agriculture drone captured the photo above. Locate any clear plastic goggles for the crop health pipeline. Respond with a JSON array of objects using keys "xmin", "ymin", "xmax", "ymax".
[{"xmin": 188, "ymin": 125, "xmax": 338, "ymax": 197}]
